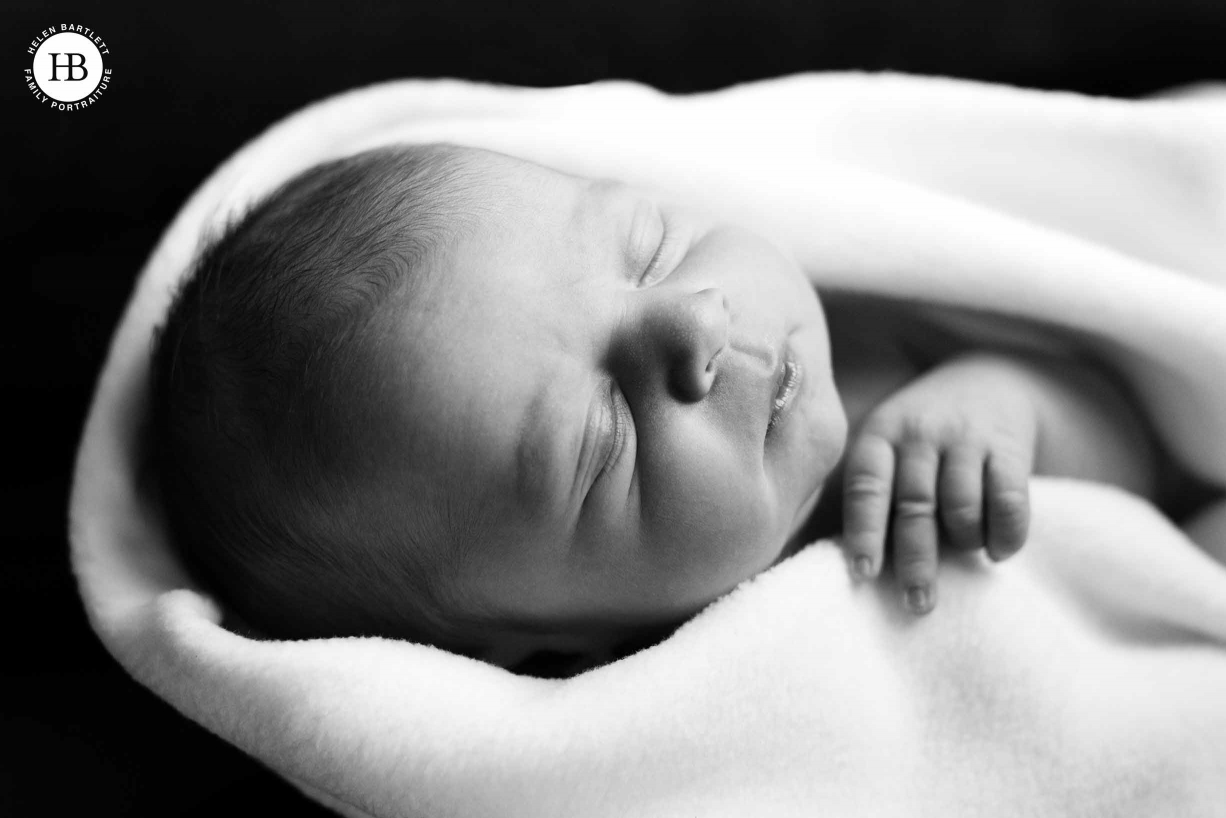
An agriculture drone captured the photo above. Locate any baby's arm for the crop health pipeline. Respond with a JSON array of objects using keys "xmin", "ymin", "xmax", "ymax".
[{"xmin": 843, "ymin": 351, "xmax": 1159, "ymax": 614}]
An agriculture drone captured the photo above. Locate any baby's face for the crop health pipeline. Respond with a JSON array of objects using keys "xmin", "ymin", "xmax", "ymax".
[{"xmin": 379, "ymin": 148, "xmax": 847, "ymax": 637}]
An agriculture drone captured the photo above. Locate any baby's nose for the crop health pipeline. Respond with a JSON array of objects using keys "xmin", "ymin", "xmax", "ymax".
[{"xmin": 639, "ymin": 287, "xmax": 729, "ymax": 402}]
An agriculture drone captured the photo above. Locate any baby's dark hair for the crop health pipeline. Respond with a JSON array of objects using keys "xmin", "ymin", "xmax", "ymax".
[{"xmin": 150, "ymin": 143, "xmax": 490, "ymax": 652}]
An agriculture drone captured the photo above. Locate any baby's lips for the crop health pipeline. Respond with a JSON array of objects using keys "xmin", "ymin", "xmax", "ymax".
[{"xmin": 770, "ymin": 360, "xmax": 802, "ymax": 424}]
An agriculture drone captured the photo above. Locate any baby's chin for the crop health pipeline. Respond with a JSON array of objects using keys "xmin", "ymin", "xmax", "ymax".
[
  {"xmin": 793, "ymin": 477, "xmax": 828, "ymax": 533},
  {"xmin": 771, "ymin": 481, "xmax": 824, "ymax": 562},
  {"xmin": 778, "ymin": 428, "xmax": 847, "ymax": 561}
]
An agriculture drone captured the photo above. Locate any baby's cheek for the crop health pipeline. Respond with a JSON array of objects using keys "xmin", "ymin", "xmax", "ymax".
[
  {"xmin": 666, "ymin": 466, "xmax": 768, "ymax": 532},
  {"xmin": 639, "ymin": 437, "xmax": 777, "ymax": 568}
]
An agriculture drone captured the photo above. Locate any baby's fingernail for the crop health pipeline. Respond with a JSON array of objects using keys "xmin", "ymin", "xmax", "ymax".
[
  {"xmin": 854, "ymin": 556, "xmax": 874, "ymax": 579},
  {"xmin": 989, "ymin": 542, "xmax": 1022, "ymax": 562},
  {"xmin": 905, "ymin": 585, "xmax": 931, "ymax": 614}
]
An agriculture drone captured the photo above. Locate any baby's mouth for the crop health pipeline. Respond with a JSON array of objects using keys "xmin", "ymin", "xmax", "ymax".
[{"xmin": 767, "ymin": 356, "xmax": 802, "ymax": 433}]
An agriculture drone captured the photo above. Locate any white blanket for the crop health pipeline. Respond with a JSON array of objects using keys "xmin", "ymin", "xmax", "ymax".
[{"xmin": 69, "ymin": 72, "xmax": 1226, "ymax": 817}]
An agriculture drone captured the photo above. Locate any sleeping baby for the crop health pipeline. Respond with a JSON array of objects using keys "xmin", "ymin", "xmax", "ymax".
[{"xmin": 149, "ymin": 143, "xmax": 1171, "ymax": 673}]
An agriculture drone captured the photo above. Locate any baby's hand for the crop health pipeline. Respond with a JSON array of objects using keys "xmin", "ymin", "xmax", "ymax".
[{"xmin": 842, "ymin": 356, "xmax": 1040, "ymax": 614}]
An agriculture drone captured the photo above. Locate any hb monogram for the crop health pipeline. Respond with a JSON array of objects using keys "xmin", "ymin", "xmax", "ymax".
[{"xmin": 48, "ymin": 53, "xmax": 88, "ymax": 81}]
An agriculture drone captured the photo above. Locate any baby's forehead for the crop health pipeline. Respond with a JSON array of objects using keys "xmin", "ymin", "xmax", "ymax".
[{"xmin": 456, "ymin": 147, "xmax": 635, "ymax": 211}]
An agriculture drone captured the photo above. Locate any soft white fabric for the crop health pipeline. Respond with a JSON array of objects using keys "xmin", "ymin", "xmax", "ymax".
[{"xmin": 69, "ymin": 73, "xmax": 1226, "ymax": 817}]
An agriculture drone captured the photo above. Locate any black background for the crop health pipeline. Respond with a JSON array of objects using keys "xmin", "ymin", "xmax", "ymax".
[{"xmin": 6, "ymin": 1, "xmax": 1226, "ymax": 814}]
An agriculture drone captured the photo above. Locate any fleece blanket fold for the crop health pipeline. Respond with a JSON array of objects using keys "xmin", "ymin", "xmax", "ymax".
[{"xmin": 70, "ymin": 73, "xmax": 1226, "ymax": 817}]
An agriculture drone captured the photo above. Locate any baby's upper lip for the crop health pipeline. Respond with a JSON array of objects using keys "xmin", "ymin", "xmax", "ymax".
[
  {"xmin": 724, "ymin": 330, "xmax": 787, "ymax": 432},
  {"xmin": 726, "ymin": 331, "xmax": 780, "ymax": 374}
]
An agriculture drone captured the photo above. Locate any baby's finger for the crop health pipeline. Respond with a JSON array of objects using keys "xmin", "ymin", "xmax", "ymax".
[
  {"xmin": 985, "ymin": 451, "xmax": 1031, "ymax": 561},
  {"xmin": 892, "ymin": 443, "xmax": 941, "ymax": 614},
  {"xmin": 937, "ymin": 445, "xmax": 985, "ymax": 552},
  {"xmin": 842, "ymin": 435, "xmax": 895, "ymax": 581}
]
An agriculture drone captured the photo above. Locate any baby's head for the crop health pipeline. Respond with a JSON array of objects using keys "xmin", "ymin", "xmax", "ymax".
[{"xmin": 151, "ymin": 143, "xmax": 848, "ymax": 669}]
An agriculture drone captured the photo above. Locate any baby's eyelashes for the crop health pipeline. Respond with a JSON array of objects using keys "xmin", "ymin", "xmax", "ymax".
[
  {"xmin": 637, "ymin": 211, "xmax": 678, "ymax": 288},
  {"xmin": 600, "ymin": 382, "xmax": 633, "ymax": 482},
  {"xmin": 580, "ymin": 381, "xmax": 636, "ymax": 509}
]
